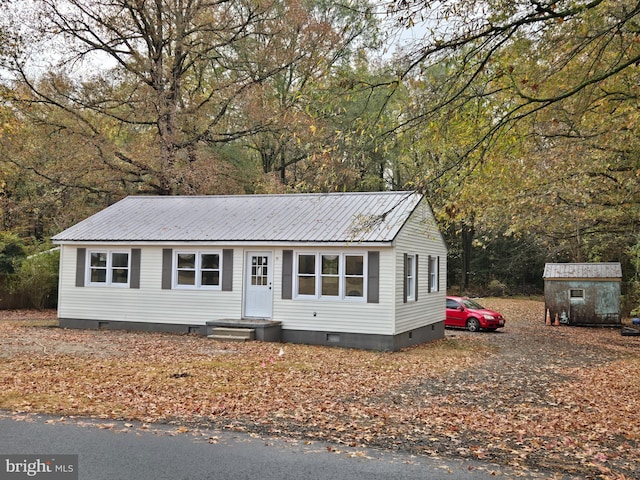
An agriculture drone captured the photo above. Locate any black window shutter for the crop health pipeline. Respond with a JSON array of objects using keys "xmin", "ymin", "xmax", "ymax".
[
  {"xmin": 75, "ymin": 248, "xmax": 86, "ymax": 287},
  {"xmin": 130, "ymin": 248, "xmax": 141, "ymax": 289},
  {"xmin": 367, "ymin": 251, "xmax": 379, "ymax": 304},
  {"xmin": 222, "ymin": 249, "xmax": 233, "ymax": 291},
  {"xmin": 403, "ymin": 253, "xmax": 408, "ymax": 304},
  {"xmin": 282, "ymin": 250, "xmax": 293, "ymax": 300},
  {"xmin": 436, "ymin": 256, "xmax": 440, "ymax": 291},
  {"xmin": 161, "ymin": 248, "xmax": 172, "ymax": 290},
  {"xmin": 428, "ymin": 255, "xmax": 432, "ymax": 293}
]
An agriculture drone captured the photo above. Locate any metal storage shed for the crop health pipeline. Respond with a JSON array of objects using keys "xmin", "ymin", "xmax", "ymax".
[{"xmin": 543, "ymin": 262, "xmax": 622, "ymax": 326}]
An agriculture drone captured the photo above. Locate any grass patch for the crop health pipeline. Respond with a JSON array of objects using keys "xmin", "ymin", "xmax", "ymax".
[{"xmin": 2, "ymin": 318, "xmax": 58, "ymax": 328}]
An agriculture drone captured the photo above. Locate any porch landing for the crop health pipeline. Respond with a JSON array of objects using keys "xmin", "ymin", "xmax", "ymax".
[{"xmin": 205, "ymin": 319, "xmax": 282, "ymax": 342}]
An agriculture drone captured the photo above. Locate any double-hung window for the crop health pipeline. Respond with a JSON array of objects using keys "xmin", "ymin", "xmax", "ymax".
[
  {"xmin": 344, "ymin": 255, "xmax": 364, "ymax": 297},
  {"xmin": 175, "ymin": 251, "xmax": 221, "ymax": 288},
  {"xmin": 429, "ymin": 256, "xmax": 439, "ymax": 292},
  {"xmin": 88, "ymin": 250, "xmax": 130, "ymax": 286},
  {"xmin": 297, "ymin": 254, "xmax": 316, "ymax": 296},
  {"xmin": 295, "ymin": 252, "xmax": 365, "ymax": 300},
  {"xmin": 321, "ymin": 254, "xmax": 340, "ymax": 296}
]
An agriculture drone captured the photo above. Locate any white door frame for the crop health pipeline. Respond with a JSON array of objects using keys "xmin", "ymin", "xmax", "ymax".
[{"xmin": 243, "ymin": 251, "xmax": 273, "ymax": 319}]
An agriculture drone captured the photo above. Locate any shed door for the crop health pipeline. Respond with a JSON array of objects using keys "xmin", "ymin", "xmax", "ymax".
[
  {"xmin": 568, "ymin": 288, "xmax": 586, "ymax": 324},
  {"xmin": 244, "ymin": 251, "xmax": 273, "ymax": 318}
]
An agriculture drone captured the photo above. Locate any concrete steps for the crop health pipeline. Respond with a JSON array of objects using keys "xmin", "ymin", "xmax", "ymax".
[{"xmin": 208, "ymin": 327, "xmax": 255, "ymax": 342}]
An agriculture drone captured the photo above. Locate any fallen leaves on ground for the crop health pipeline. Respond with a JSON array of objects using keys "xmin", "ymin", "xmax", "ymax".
[{"xmin": 1, "ymin": 299, "xmax": 639, "ymax": 479}]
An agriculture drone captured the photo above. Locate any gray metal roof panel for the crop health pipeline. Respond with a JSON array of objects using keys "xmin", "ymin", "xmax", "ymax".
[
  {"xmin": 52, "ymin": 191, "xmax": 422, "ymax": 243},
  {"xmin": 543, "ymin": 262, "xmax": 622, "ymax": 279}
]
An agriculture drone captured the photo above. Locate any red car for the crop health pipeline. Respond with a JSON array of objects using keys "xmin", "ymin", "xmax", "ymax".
[{"xmin": 445, "ymin": 296, "xmax": 505, "ymax": 332}]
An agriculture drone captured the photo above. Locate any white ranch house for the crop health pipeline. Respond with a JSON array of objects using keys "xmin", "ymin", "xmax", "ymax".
[{"xmin": 52, "ymin": 191, "xmax": 447, "ymax": 351}]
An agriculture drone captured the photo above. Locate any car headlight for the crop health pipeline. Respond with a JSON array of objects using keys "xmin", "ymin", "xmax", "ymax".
[{"xmin": 484, "ymin": 315, "xmax": 495, "ymax": 320}]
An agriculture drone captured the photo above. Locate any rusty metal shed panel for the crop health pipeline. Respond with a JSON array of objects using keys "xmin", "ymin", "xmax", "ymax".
[
  {"xmin": 543, "ymin": 262, "xmax": 622, "ymax": 280},
  {"xmin": 543, "ymin": 263, "xmax": 621, "ymax": 326}
]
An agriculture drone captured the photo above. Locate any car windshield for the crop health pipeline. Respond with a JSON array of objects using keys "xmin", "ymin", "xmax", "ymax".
[{"xmin": 461, "ymin": 298, "xmax": 484, "ymax": 309}]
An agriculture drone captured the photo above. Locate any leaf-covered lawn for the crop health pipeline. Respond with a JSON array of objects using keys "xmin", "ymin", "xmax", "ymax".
[{"xmin": 1, "ymin": 299, "xmax": 639, "ymax": 479}]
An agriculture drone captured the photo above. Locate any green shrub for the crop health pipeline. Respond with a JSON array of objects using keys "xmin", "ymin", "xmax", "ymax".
[
  {"xmin": 487, "ymin": 279, "xmax": 508, "ymax": 297},
  {"xmin": 622, "ymin": 280, "xmax": 640, "ymax": 317},
  {"xmin": 10, "ymin": 246, "xmax": 59, "ymax": 309},
  {"xmin": 0, "ymin": 232, "xmax": 26, "ymax": 274}
]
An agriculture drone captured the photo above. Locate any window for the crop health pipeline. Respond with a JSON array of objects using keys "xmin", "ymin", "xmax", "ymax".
[
  {"xmin": 321, "ymin": 254, "xmax": 340, "ymax": 296},
  {"xmin": 250, "ymin": 255, "xmax": 268, "ymax": 286},
  {"xmin": 446, "ymin": 298, "xmax": 460, "ymax": 309},
  {"xmin": 295, "ymin": 252, "xmax": 365, "ymax": 300},
  {"xmin": 429, "ymin": 256, "xmax": 439, "ymax": 292},
  {"xmin": 570, "ymin": 289, "xmax": 585, "ymax": 300},
  {"xmin": 201, "ymin": 253, "xmax": 221, "ymax": 286},
  {"xmin": 176, "ymin": 253, "xmax": 196, "ymax": 285},
  {"xmin": 297, "ymin": 254, "xmax": 316, "ymax": 296},
  {"xmin": 344, "ymin": 255, "xmax": 364, "ymax": 297},
  {"xmin": 175, "ymin": 251, "xmax": 221, "ymax": 288},
  {"xmin": 405, "ymin": 254, "xmax": 416, "ymax": 301},
  {"xmin": 88, "ymin": 250, "xmax": 130, "ymax": 286}
]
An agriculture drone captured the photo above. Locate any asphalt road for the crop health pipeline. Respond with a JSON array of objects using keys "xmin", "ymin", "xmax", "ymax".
[{"xmin": 0, "ymin": 414, "xmax": 552, "ymax": 480}]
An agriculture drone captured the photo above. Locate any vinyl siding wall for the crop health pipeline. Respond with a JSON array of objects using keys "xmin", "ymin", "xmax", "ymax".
[
  {"xmin": 273, "ymin": 247, "xmax": 396, "ymax": 335},
  {"xmin": 393, "ymin": 201, "xmax": 447, "ymax": 335},
  {"xmin": 58, "ymin": 244, "xmax": 393, "ymax": 331},
  {"xmin": 58, "ymin": 245, "xmax": 243, "ymax": 325}
]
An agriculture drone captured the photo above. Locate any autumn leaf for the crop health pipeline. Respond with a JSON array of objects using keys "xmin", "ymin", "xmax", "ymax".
[{"xmin": 1, "ymin": 300, "xmax": 639, "ymax": 478}]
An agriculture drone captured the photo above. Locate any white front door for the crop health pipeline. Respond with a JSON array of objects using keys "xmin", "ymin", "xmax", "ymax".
[{"xmin": 244, "ymin": 251, "xmax": 273, "ymax": 318}]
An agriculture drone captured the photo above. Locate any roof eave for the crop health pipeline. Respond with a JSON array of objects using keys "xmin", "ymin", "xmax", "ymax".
[{"xmin": 53, "ymin": 239, "xmax": 396, "ymax": 247}]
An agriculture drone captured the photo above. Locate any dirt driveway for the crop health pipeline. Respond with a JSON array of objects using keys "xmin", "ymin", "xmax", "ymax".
[{"xmin": 1, "ymin": 300, "xmax": 639, "ymax": 479}]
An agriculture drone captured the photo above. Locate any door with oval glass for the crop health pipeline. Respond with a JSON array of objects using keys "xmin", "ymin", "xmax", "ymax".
[{"xmin": 244, "ymin": 251, "xmax": 273, "ymax": 318}]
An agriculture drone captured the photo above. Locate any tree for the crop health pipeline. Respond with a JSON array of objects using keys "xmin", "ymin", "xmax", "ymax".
[
  {"xmin": 2, "ymin": 0, "xmax": 379, "ymax": 197},
  {"xmin": 381, "ymin": 0, "xmax": 640, "ymax": 283},
  {"xmin": 387, "ymin": 0, "xmax": 640, "ymax": 143},
  {"xmin": 625, "ymin": 235, "xmax": 640, "ymax": 315},
  {"xmin": 239, "ymin": 0, "xmax": 380, "ymax": 184},
  {"xmin": 383, "ymin": 0, "xmax": 640, "ymax": 202},
  {"xmin": 290, "ymin": 55, "xmax": 406, "ymax": 192},
  {"xmin": 456, "ymin": 55, "xmax": 640, "ymax": 264},
  {"xmin": 387, "ymin": 62, "xmax": 496, "ymax": 288}
]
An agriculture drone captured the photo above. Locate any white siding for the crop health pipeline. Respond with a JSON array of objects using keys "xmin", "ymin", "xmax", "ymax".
[
  {"xmin": 58, "ymin": 244, "xmax": 396, "ymax": 334},
  {"xmin": 393, "ymin": 201, "xmax": 447, "ymax": 334},
  {"xmin": 58, "ymin": 245, "xmax": 243, "ymax": 325},
  {"xmin": 272, "ymin": 247, "xmax": 396, "ymax": 335}
]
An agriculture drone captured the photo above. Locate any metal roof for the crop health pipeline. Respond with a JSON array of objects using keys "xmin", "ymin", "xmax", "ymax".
[
  {"xmin": 52, "ymin": 191, "xmax": 423, "ymax": 244},
  {"xmin": 543, "ymin": 263, "xmax": 622, "ymax": 279}
]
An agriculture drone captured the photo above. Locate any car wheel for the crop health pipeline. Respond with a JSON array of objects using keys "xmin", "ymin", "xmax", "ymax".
[{"xmin": 466, "ymin": 318, "xmax": 480, "ymax": 332}]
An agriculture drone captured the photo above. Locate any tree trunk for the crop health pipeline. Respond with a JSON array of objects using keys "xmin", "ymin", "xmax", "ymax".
[{"xmin": 461, "ymin": 219, "xmax": 475, "ymax": 290}]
